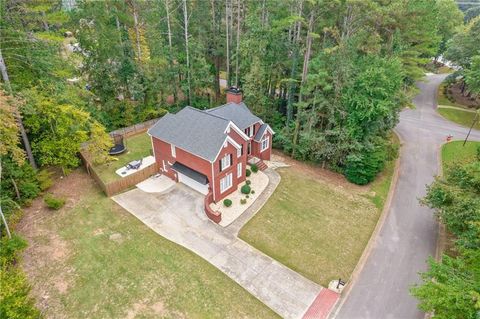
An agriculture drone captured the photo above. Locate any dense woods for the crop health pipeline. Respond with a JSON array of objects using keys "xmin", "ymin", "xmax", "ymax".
[{"xmin": 0, "ymin": 0, "xmax": 477, "ymax": 317}]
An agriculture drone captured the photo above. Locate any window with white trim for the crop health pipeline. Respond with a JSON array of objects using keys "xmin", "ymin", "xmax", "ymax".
[
  {"xmin": 220, "ymin": 173, "xmax": 233, "ymax": 193},
  {"xmin": 261, "ymin": 136, "xmax": 269, "ymax": 152},
  {"xmin": 219, "ymin": 154, "xmax": 232, "ymax": 172},
  {"xmin": 237, "ymin": 162, "xmax": 242, "ymax": 178},
  {"xmin": 171, "ymin": 144, "xmax": 176, "ymax": 157},
  {"xmin": 237, "ymin": 146, "xmax": 242, "ymax": 158}
]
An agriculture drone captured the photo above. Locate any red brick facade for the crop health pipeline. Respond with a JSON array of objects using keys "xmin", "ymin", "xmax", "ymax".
[
  {"xmin": 150, "ymin": 106, "xmax": 273, "ymax": 205},
  {"xmin": 151, "ymin": 125, "xmax": 256, "ymax": 203}
]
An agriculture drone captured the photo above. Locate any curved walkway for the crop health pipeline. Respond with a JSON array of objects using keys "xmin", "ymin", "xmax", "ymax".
[{"xmin": 333, "ymin": 74, "xmax": 480, "ymax": 319}]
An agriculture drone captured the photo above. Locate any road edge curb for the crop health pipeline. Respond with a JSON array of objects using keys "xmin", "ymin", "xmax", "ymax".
[{"xmin": 329, "ymin": 130, "xmax": 403, "ymax": 319}]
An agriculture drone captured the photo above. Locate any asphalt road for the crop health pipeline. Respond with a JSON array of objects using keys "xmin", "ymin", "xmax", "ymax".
[{"xmin": 333, "ymin": 74, "xmax": 480, "ymax": 319}]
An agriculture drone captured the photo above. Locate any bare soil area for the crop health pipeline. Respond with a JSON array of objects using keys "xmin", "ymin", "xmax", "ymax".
[{"xmin": 446, "ymin": 82, "xmax": 479, "ymax": 109}]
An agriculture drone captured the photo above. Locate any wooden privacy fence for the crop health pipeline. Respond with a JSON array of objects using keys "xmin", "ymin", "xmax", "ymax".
[
  {"xmin": 109, "ymin": 118, "xmax": 159, "ymax": 139},
  {"xmin": 80, "ymin": 151, "xmax": 158, "ymax": 197},
  {"xmin": 80, "ymin": 118, "xmax": 160, "ymax": 196}
]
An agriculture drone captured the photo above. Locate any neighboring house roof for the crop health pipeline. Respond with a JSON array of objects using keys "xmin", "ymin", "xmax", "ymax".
[
  {"xmin": 171, "ymin": 162, "xmax": 208, "ymax": 184},
  {"xmin": 206, "ymin": 102, "xmax": 262, "ymax": 130},
  {"xmin": 148, "ymin": 107, "xmax": 231, "ymax": 162}
]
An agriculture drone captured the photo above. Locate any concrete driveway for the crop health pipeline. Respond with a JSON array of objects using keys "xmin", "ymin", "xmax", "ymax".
[
  {"xmin": 113, "ymin": 183, "xmax": 323, "ymax": 319},
  {"xmin": 333, "ymin": 74, "xmax": 480, "ymax": 319}
]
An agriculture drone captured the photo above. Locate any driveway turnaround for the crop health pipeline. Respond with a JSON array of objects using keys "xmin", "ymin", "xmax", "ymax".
[
  {"xmin": 113, "ymin": 180, "xmax": 324, "ymax": 319},
  {"xmin": 334, "ymin": 74, "xmax": 480, "ymax": 319}
]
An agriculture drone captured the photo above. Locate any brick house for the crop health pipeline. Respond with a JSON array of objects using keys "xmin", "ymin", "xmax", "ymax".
[{"xmin": 147, "ymin": 87, "xmax": 274, "ymax": 221}]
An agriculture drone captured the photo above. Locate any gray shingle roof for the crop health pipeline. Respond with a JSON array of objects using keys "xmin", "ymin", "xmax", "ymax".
[
  {"xmin": 205, "ymin": 102, "xmax": 261, "ymax": 130},
  {"xmin": 148, "ymin": 107, "xmax": 230, "ymax": 162},
  {"xmin": 254, "ymin": 123, "xmax": 269, "ymax": 142}
]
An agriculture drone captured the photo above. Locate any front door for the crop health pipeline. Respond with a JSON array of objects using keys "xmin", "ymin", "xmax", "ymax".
[{"xmin": 247, "ymin": 141, "xmax": 251, "ymax": 155}]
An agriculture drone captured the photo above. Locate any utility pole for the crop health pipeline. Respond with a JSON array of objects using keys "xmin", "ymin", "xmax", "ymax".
[{"xmin": 463, "ymin": 110, "xmax": 479, "ymax": 146}]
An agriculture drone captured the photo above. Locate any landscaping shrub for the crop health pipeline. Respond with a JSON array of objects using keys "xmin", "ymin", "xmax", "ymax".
[
  {"xmin": 0, "ymin": 268, "xmax": 40, "ymax": 319},
  {"xmin": 250, "ymin": 164, "xmax": 258, "ymax": 173},
  {"xmin": 251, "ymin": 190, "xmax": 255, "ymax": 194},
  {"xmin": 344, "ymin": 139, "xmax": 388, "ymax": 185},
  {"xmin": 0, "ymin": 236, "xmax": 40, "ymax": 319},
  {"xmin": 37, "ymin": 169, "xmax": 53, "ymax": 191},
  {"xmin": 246, "ymin": 169, "xmax": 251, "ymax": 177},
  {"xmin": 246, "ymin": 195, "xmax": 249, "ymax": 198},
  {"xmin": 245, "ymin": 180, "xmax": 251, "ymax": 185},
  {"xmin": 0, "ymin": 235, "xmax": 27, "ymax": 265},
  {"xmin": 44, "ymin": 194, "xmax": 66, "ymax": 210},
  {"xmin": 241, "ymin": 184, "xmax": 251, "ymax": 194},
  {"xmin": 240, "ymin": 198, "xmax": 247, "ymax": 205},
  {"xmin": 0, "ymin": 158, "xmax": 40, "ymax": 205},
  {"xmin": 223, "ymin": 199, "xmax": 232, "ymax": 207}
]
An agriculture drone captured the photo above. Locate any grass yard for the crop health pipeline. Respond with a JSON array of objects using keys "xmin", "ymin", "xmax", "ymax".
[
  {"xmin": 239, "ymin": 137, "xmax": 398, "ymax": 287},
  {"xmin": 19, "ymin": 171, "xmax": 277, "ymax": 319},
  {"xmin": 437, "ymin": 82, "xmax": 479, "ymax": 129},
  {"xmin": 93, "ymin": 133, "xmax": 152, "ymax": 183},
  {"xmin": 239, "ymin": 165, "xmax": 381, "ymax": 287},
  {"xmin": 441, "ymin": 140, "xmax": 480, "ymax": 171},
  {"xmin": 437, "ymin": 107, "xmax": 480, "ymax": 130}
]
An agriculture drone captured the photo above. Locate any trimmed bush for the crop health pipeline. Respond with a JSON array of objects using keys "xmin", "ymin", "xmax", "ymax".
[
  {"xmin": 245, "ymin": 180, "xmax": 251, "ymax": 185},
  {"xmin": 250, "ymin": 164, "xmax": 258, "ymax": 173},
  {"xmin": 223, "ymin": 199, "xmax": 232, "ymax": 207},
  {"xmin": 37, "ymin": 169, "xmax": 53, "ymax": 191},
  {"xmin": 246, "ymin": 169, "xmax": 251, "ymax": 177},
  {"xmin": 241, "ymin": 184, "xmax": 251, "ymax": 194},
  {"xmin": 251, "ymin": 190, "xmax": 255, "ymax": 194},
  {"xmin": 0, "ymin": 236, "xmax": 40, "ymax": 319},
  {"xmin": 246, "ymin": 195, "xmax": 249, "ymax": 199},
  {"xmin": 240, "ymin": 198, "xmax": 247, "ymax": 205},
  {"xmin": 44, "ymin": 194, "xmax": 66, "ymax": 210}
]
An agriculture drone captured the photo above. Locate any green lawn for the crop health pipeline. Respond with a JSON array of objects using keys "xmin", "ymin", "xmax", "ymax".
[
  {"xmin": 441, "ymin": 140, "xmax": 480, "ymax": 171},
  {"xmin": 239, "ymin": 167, "xmax": 380, "ymax": 287},
  {"xmin": 93, "ymin": 133, "xmax": 152, "ymax": 183},
  {"xmin": 437, "ymin": 107, "xmax": 480, "ymax": 130},
  {"xmin": 437, "ymin": 66, "xmax": 452, "ymax": 74},
  {"xmin": 24, "ymin": 173, "xmax": 277, "ymax": 319}
]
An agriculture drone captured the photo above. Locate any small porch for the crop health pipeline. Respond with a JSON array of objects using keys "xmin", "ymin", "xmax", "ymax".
[{"xmin": 247, "ymin": 155, "xmax": 268, "ymax": 171}]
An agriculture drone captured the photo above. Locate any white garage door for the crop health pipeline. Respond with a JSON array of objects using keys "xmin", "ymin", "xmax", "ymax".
[{"xmin": 178, "ymin": 172, "xmax": 209, "ymax": 195}]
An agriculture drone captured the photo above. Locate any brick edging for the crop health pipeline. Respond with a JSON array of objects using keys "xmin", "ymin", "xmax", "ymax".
[{"xmin": 329, "ymin": 130, "xmax": 403, "ymax": 318}]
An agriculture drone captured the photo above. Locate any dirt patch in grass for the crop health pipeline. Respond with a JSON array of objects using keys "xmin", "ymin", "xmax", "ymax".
[
  {"xmin": 438, "ymin": 82, "xmax": 479, "ymax": 110},
  {"xmin": 446, "ymin": 82, "xmax": 479, "ymax": 109},
  {"xmin": 17, "ymin": 169, "xmax": 277, "ymax": 319}
]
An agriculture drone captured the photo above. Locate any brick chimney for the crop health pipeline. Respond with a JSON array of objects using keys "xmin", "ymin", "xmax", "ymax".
[{"xmin": 226, "ymin": 86, "xmax": 243, "ymax": 104}]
